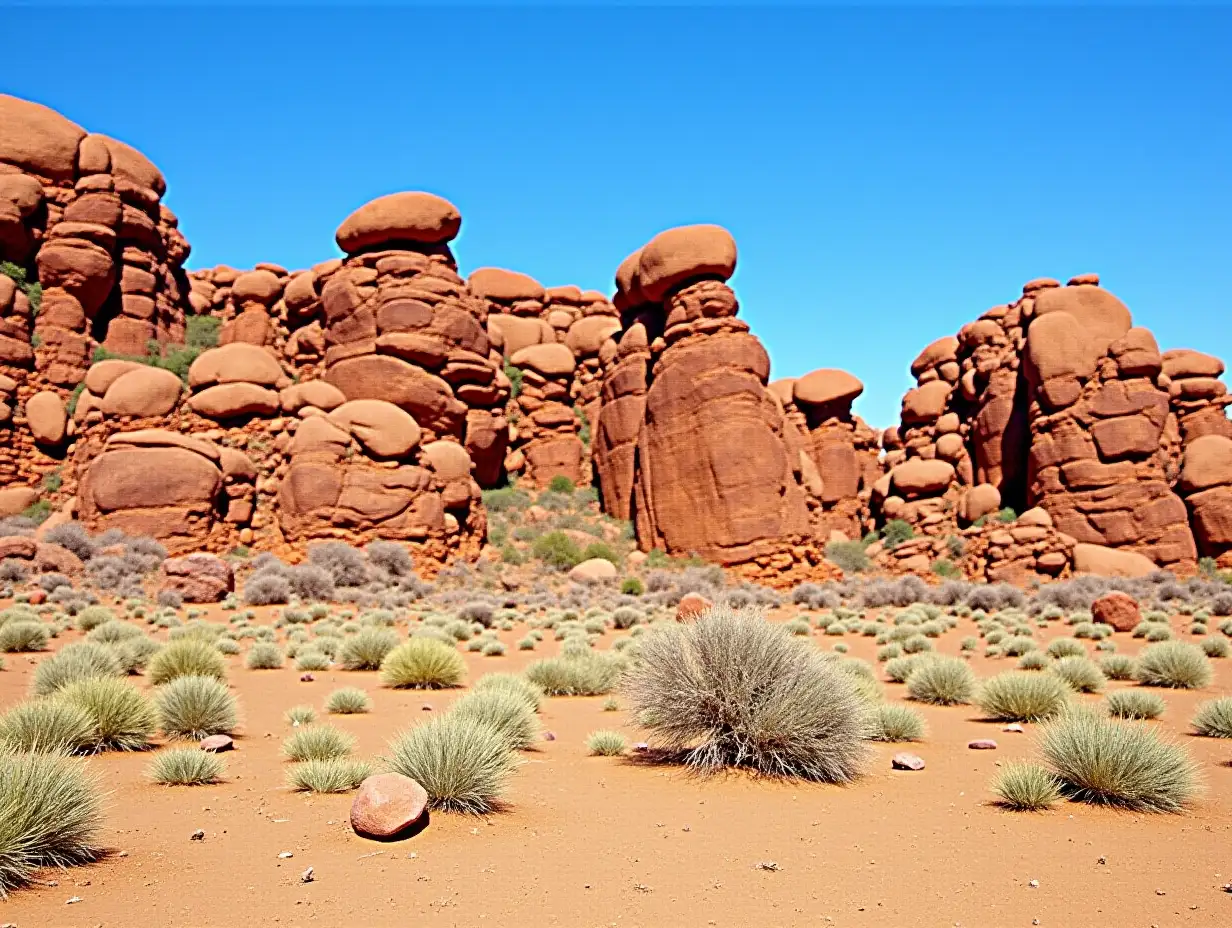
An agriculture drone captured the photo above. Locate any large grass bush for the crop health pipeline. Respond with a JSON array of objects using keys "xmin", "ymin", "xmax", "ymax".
[
  {"xmin": 0, "ymin": 700, "xmax": 95, "ymax": 755},
  {"xmin": 0, "ymin": 621, "xmax": 49, "ymax": 653},
  {"xmin": 1105, "ymin": 690, "xmax": 1166, "ymax": 720},
  {"xmin": 146, "ymin": 748, "xmax": 224, "ymax": 785},
  {"xmin": 1133, "ymin": 641, "xmax": 1213, "ymax": 689},
  {"xmin": 32, "ymin": 641, "xmax": 122, "ymax": 696},
  {"xmin": 380, "ymin": 639, "xmax": 465, "ymax": 689},
  {"xmin": 1190, "ymin": 697, "xmax": 1232, "ymax": 738},
  {"xmin": 991, "ymin": 762, "xmax": 1062, "ymax": 811},
  {"xmin": 339, "ymin": 627, "xmax": 400, "ymax": 671},
  {"xmin": 0, "ymin": 752, "xmax": 102, "ymax": 895},
  {"xmin": 621, "ymin": 606, "xmax": 869, "ymax": 780},
  {"xmin": 55, "ymin": 677, "xmax": 157, "ymax": 751},
  {"xmin": 286, "ymin": 757, "xmax": 373, "ymax": 793},
  {"xmin": 450, "ymin": 689, "xmax": 540, "ymax": 751},
  {"xmin": 147, "ymin": 638, "xmax": 227, "ymax": 685},
  {"xmin": 906, "ymin": 656, "xmax": 975, "ymax": 706},
  {"xmin": 1040, "ymin": 710, "xmax": 1200, "ymax": 812},
  {"xmin": 155, "ymin": 675, "xmax": 238, "ymax": 740},
  {"xmin": 386, "ymin": 715, "xmax": 518, "ymax": 814},
  {"xmin": 977, "ymin": 672, "xmax": 1070, "ymax": 722}
]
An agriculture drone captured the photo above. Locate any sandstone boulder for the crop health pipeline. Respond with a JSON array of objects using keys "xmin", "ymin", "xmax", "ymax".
[
  {"xmin": 793, "ymin": 368, "xmax": 863, "ymax": 412},
  {"xmin": 1091, "ymin": 591, "xmax": 1140, "ymax": 633},
  {"xmin": 468, "ymin": 268, "xmax": 544, "ymax": 302},
  {"xmin": 26, "ymin": 391, "xmax": 67, "ymax": 446},
  {"xmin": 1179, "ymin": 435, "xmax": 1232, "ymax": 493},
  {"xmin": 510, "ymin": 343, "xmax": 576, "ymax": 377},
  {"xmin": 900, "ymin": 381, "xmax": 951, "ymax": 424},
  {"xmin": 0, "ymin": 487, "xmax": 39, "ymax": 517},
  {"xmin": 890, "ymin": 459, "xmax": 955, "ymax": 498},
  {"xmin": 189, "ymin": 343, "xmax": 284, "ymax": 388},
  {"xmin": 350, "ymin": 773, "xmax": 428, "ymax": 840},
  {"xmin": 281, "ymin": 380, "xmax": 347, "ymax": 414},
  {"xmin": 101, "ymin": 366, "xmax": 183, "ymax": 418},
  {"xmin": 189, "ymin": 383, "xmax": 280, "ymax": 419},
  {"xmin": 328, "ymin": 400, "xmax": 422, "ymax": 458},
  {"xmin": 959, "ymin": 484, "xmax": 1001, "ymax": 523},
  {"xmin": 162, "ymin": 553, "xmax": 235, "ymax": 603},
  {"xmin": 0, "ymin": 94, "xmax": 87, "ymax": 180},
  {"xmin": 1071, "ymin": 543, "xmax": 1157, "ymax": 578},
  {"xmin": 568, "ymin": 557, "xmax": 618, "ymax": 583},
  {"xmin": 676, "ymin": 592, "xmax": 713, "ymax": 622},
  {"xmin": 637, "ymin": 225, "xmax": 737, "ymax": 303},
  {"xmin": 336, "ymin": 192, "xmax": 461, "ymax": 254}
]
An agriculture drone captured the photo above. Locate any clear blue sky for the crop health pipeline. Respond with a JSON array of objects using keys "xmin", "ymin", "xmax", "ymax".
[{"xmin": 6, "ymin": 4, "xmax": 1230, "ymax": 427}]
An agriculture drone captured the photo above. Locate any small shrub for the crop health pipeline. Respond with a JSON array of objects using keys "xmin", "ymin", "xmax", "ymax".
[
  {"xmin": 75, "ymin": 606, "xmax": 116, "ymax": 632},
  {"xmin": 586, "ymin": 730, "xmax": 627, "ymax": 756},
  {"xmin": 881, "ymin": 519, "xmax": 914, "ymax": 549},
  {"xmin": 531, "ymin": 531, "xmax": 583, "ymax": 570},
  {"xmin": 977, "ymin": 672, "xmax": 1070, "ymax": 722},
  {"xmin": 1099, "ymin": 654, "xmax": 1137, "ymax": 681},
  {"xmin": 620, "ymin": 577, "xmax": 644, "ymax": 596},
  {"xmin": 307, "ymin": 541, "xmax": 368, "ymax": 587},
  {"xmin": 339, "ymin": 627, "xmax": 400, "ymax": 670},
  {"xmin": 243, "ymin": 573, "xmax": 291, "ymax": 606},
  {"xmin": 825, "ymin": 540, "xmax": 869, "ymax": 574},
  {"xmin": 1190, "ymin": 697, "xmax": 1232, "ymax": 738},
  {"xmin": 0, "ymin": 700, "xmax": 95, "ymax": 754},
  {"xmin": 930, "ymin": 558, "xmax": 960, "ymax": 579},
  {"xmin": 991, "ymin": 762, "xmax": 1062, "ymax": 811},
  {"xmin": 1045, "ymin": 637, "xmax": 1086, "ymax": 659},
  {"xmin": 282, "ymin": 725, "xmax": 355, "ymax": 762},
  {"xmin": 156, "ymin": 675, "xmax": 238, "ymax": 740},
  {"xmin": 0, "ymin": 751, "xmax": 102, "ymax": 895},
  {"xmin": 146, "ymin": 748, "xmax": 224, "ymax": 785},
  {"xmin": 481, "ymin": 640, "xmax": 506, "ymax": 657},
  {"xmin": 148, "ymin": 639, "xmax": 228, "ymax": 685},
  {"xmin": 1049, "ymin": 656, "xmax": 1105, "ymax": 693},
  {"xmin": 525, "ymin": 652, "xmax": 622, "ymax": 696},
  {"xmin": 56, "ymin": 677, "xmax": 158, "ymax": 751},
  {"xmin": 548, "ymin": 475, "xmax": 576, "ymax": 494},
  {"xmin": 0, "ymin": 621, "xmax": 49, "ymax": 653},
  {"xmin": 295, "ymin": 649, "xmax": 330, "ymax": 671},
  {"xmin": 380, "ymin": 639, "xmax": 466, "ymax": 689},
  {"xmin": 245, "ymin": 642, "xmax": 284, "ymax": 670},
  {"xmin": 32, "ymin": 641, "xmax": 122, "ymax": 696},
  {"xmin": 451, "ymin": 689, "xmax": 540, "ymax": 750},
  {"xmin": 1134, "ymin": 641, "xmax": 1212, "ymax": 689},
  {"xmin": 906, "ymin": 656, "xmax": 975, "ymax": 706},
  {"xmin": 867, "ymin": 704, "xmax": 925, "ymax": 742},
  {"xmin": 286, "ymin": 757, "xmax": 373, "ymax": 793},
  {"xmin": 367, "ymin": 540, "xmax": 414, "ymax": 578},
  {"xmin": 1017, "ymin": 651, "xmax": 1049, "ymax": 671},
  {"xmin": 386, "ymin": 715, "xmax": 517, "ymax": 813},
  {"xmin": 471, "ymin": 673, "xmax": 543, "ymax": 713},
  {"xmin": 285, "ymin": 705, "xmax": 316, "ymax": 726},
  {"xmin": 1200, "ymin": 635, "xmax": 1229, "ymax": 658},
  {"xmin": 325, "ymin": 687, "xmax": 371, "ymax": 715},
  {"xmin": 1040, "ymin": 711, "xmax": 1200, "ymax": 812},
  {"xmin": 1105, "ymin": 690, "xmax": 1166, "ymax": 720}
]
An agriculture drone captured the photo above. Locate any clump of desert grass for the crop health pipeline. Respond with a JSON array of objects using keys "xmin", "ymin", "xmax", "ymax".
[
  {"xmin": 586, "ymin": 730, "xmax": 627, "ymax": 756},
  {"xmin": 385, "ymin": 714, "xmax": 518, "ymax": 813},
  {"xmin": 991, "ymin": 762, "xmax": 1062, "ymax": 811},
  {"xmin": 380, "ymin": 639, "xmax": 466, "ymax": 689},
  {"xmin": 1039, "ymin": 708, "xmax": 1200, "ymax": 812},
  {"xmin": 976, "ymin": 672, "xmax": 1070, "ymax": 722},
  {"xmin": 1045, "ymin": 637, "xmax": 1086, "ymax": 659},
  {"xmin": 0, "ymin": 752, "xmax": 102, "ymax": 895},
  {"xmin": 340, "ymin": 627, "xmax": 400, "ymax": 670},
  {"xmin": 867, "ymin": 704, "xmax": 925, "ymax": 742},
  {"xmin": 0, "ymin": 621, "xmax": 49, "ymax": 653},
  {"xmin": 1133, "ymin": 641, "xmax": 1212, "ymax": 689},
  {"xmin": 286, "ymin": 757, "xmax": 373, "ymax": 793},
  {"xmin": 155, "ymin": 675, "xmax": 238, "ymax": 740},
  {"xmin": 906, "ymin": 656, "xmax": 975, "ymax": 706},
  {"xmin": 525, "ymin": 651, "xmax": 623, "ymax": 696},
  {"xmin": 147, "ymin": 639, "xmax": 227, "ymax": 685},
  {"xmin": 325, "ymin": 687, "xmax": 371, "ymax": 715},
  {"xmin": 55, "ymin": 677, "xmax": 157, "ymax": 751},
  {"xmin": 621, "ymin": 606, "xmax": 870, "ymax": 781},
  {"xmin": 1104, "ymin": 689, "xmax": 1165, "ymax": 720},
  {"xmin": 295, "ymin": 649, "xmax": 330, "ymax": 671},
  {"xmin": 282, "ymin": 725, "xmax": 355, "ymax": 762},
  {"xmin": 1048, "ymin": 656, "xmax": 1105, "ymax": 694},
  {"xmin": 1190, "ymin": 697, "xmax": 1232, "ymax": 738},
  {"xmin": 31, "ymin": 641, "xmax": 122, "ymax": 696},
  {"xmin": 0, "ymin": 701, "xmax": 95, "ymax": 755},
  {"xmin": 285, "ymin": 705, "xmax": 316, "ymax": 726},
  {"xmin": 146, "ymin": 747, "xmax": 224, "ymax": 785},
  {"xmin": 450, "ymin": 690, "xmax": 540, "ymax": 751},
  {"xmin": 1098, "ymin": 654, "xmax": 1137, "ymax": 681},
  {"xmin": 245, "ymin": 642, "xmax": 284, "ymax": 670},
  {"xmin": 471, "ymin": 673, "xmax": 543, "ymax": 713}
]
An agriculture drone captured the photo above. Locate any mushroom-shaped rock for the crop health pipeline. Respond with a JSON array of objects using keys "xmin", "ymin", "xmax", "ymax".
[
  {"xmin": 1032, "ymin": 285, "xmax": 1132, "ymax": 357},
  {"xmin": 0, "ymin": 94, "xmax": 87, "ymax": 181},
  {"xmin": 959, "ymin": 483, "xmax": 1001, "ymax": 523},
  {"xmin": 328, "ymin": 400, "xmax": 422, "ymax": 458},
  {"xmin": 569, "ymin": 558, "xmax": 618, "ymax": 583},
  {"xmin": 637, "ymin": 225, "xmax": 737, "ymax": 303},
  {"xmin": 1072, "ymin": 543, "xmax": 1158, "ymax": 578},
  {"xmin": 1179, "ymin": 435, "xmax": 1232, "ymax": 493},
  {"xmin": 890, "ymin": 459, "xmax": 955, "ymax": 498},
  {"xmin": 910, "ymin": 336, "xmax": 961, "ymax": 378},
  {"xmin": 350, "ymin": 773, "xmax": 428, "ymax": 840},
  {"xmin": 793, "ymin": 369, "xmax": 863, "ymax": 411},
  {"xmin": 1162, "ymin": 349, "xmax": 1225, "ymax": 380},
  {"xmin": 189, "ymin": 343, "xmax": 285, "ymax": 389},
  {"xmin": 420, "ymin": 440, "xmax": 473, "ymax": 481},
  {"xmin": 26, "ymin": 391, "xmax": 67, "ymax": 446},
  {"xmin": 230, "ymin": 270, "xmax": 283, "ymax": 306},
  {"xmin": 335, "ymin": 192, "xmax": 461, "ymax": 254},
  {"xmin": 614, "ymin": 248, "xmax": 647, "ymax": 307},
  {"xmin": 510, "ymin": 342, "xmax": 576, "ymax": 377},
  {"xmin": 85, "ymin": 359, "xmax": 145, "ymax": 397},
  {"xmin": 280, "ymin": 380, "xmax": 347, "ymax": 414},
  {"xmin": 900, "ymin": 381, "xmax": 952, "ymax": 425},
  {"xmin": 102, "ymin": 366, "xmax": 183, "ymax": 418},
  {"xmin": 468, "ymin": 268, "xmax": 545, "ymax": 303},
  {"xmin": 189, "ymin": 383, "xmax": 281, "ymax": 419}
]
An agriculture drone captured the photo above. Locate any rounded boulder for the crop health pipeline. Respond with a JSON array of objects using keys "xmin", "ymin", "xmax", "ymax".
[
  {"xmin": 188, "ymin": 343, "xmax": 285, "ymax": 389},
  {"xmin": 336, "ymin": 192, "xmax": 461, "ymax": 254},
  {"xmin": 890, "ymin": 459, "xmax": 955, "ymax": 498},
  {"xmin": 350, "ymin": 773, "xmax": 429, "ymax": 840},
  {"xmin": 101, "ymin": 366, "xmax": 183, "ymax": 418},
  {"xmin": 793, "ymin": 368, "xmax": 863, "ymax": 410},
  {"xmin": 510, "ymin": 342, "xmax": 576, "ymax": 378},
  {"xmin": 0, "ymin": 94, "xmax": 87, "ymax": 181},
  {"xmin": 468, "ymin": 267, "xmax": 545, "ymax": 303},
  {"xmin": 569, "ymin": 558, "xmax": 618, "ymax": 583},
  {"xmin": 26, "ymin": 391, "xmax": 67, "ymax": 446},
  {"xmin": 328, "ymin": 400, "xmax": 422, "ymax": 458},
  {"xmin": 1179, "ymin": 434, "xmax": 1232, "ymax": 493},
  {"xmin": 637, "ymin": 225, "xmax": 737, "ymax": 303}
]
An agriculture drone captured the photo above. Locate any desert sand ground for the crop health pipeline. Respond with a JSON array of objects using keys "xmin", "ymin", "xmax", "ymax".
[{"xmin": 2, "ymin": 601, "xmax": 1229, "ymax": 928}]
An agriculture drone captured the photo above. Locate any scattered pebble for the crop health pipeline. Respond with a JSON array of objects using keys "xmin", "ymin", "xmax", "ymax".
[
  {"xmin": 278, "ymin": 851, "xmax": 294, "ymax": 859},
  {"xmin": 1097, "ymin": 857, "xmax": 1106, "ymax": 865},
  {"xmin": 633, "ymin": 742, "xmax": 650, "ymax": 753},
  {"xmin": 190, "ymin": 830, "xmax": 205, "ymax": 841},
  {"xmin": 968, "ymin": 739, "xmax": 998, "ymax": 750},
  {"xmin": 891, "ymin": 753, "xmax": 925, "ymax": 771},
  {"xmin": 421, "ymin": 704, "xmax": 433, "ymax": 711},
  {"xmin": 300, "ymin": 867, "xmax": 314, "ymax": 884},
  {"xmin": 756, "ymin": 861, "xmax": 780, "ymax": 871},
  {"xmin": 1028, "ymin": 880, "xmax": 1039, "ymax": 889},
  {"xmin": 200, "ymin": 734, "xmax": 234, "ymax": 753},
  {"xmin": 65, "ymin": 897, "xmax": 82, "ymax": 905},
  {"xmin": 1002, "ymin": 724, "xmax": 1025, "ymax": 733},
  {"xmin": 300, "ymin": 673, "xmax": 314, "ymax": 682},
  {"xmin": 1155, "ymin": 889, "xmax": 1166, "ymax": 896},
  {"xmin": 542, "ymin": 731, "xmax": 556, "ymax": 741}
]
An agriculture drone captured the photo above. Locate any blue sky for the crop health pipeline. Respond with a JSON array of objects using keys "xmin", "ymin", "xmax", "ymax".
[{"xmin": 5, "ymin": 4, "xmax": 1230, "ymax": 427}]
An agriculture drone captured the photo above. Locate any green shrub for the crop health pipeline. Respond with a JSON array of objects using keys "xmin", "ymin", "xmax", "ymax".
[
  {"xmin": 32, "ymin": 641, "xmax": 123, "ymax": 696},
  {"xmin": 581, "ymin": 541, "xmax": 620, "ymax": 566},
  {"xmin": 380, "ymin": 639, "xmax": 465, "ymax": 689},
  {"xmin": 339, "ymin": 627, "xmax": 400, "ymax": 670},
  {"xmin": 1045, "ymin": 637, "xmax": 1086, "ymax": 659},
  {"xmin": 977, "ymin": 672, "xmax": 1070, "ymax": 722},
  {"xmin": 547, "ymin": 475, "xmax": 576, "ymax": 494},
  {"xmin": 386, "ymin": 714, "xmax": 517, "ymax": 813},
  {"xmin": 0, "ymin": 700, "xmax": 95, "ymax": 754},
  {"xmin": 75, "ymin": 606, "xmax": 116, "ymax": 632},
  {"xmin": 282, "ymin": 725, "xmax": 355, "ymax": 762},
  {"xmin": 524, "ymin": 651, "xmax": 622, "ymax": 696},
  {"xmin": 451, "ymin": 689, "xmax": 540, "ymax": 751},
  {"xmin": 1098, "ymin": 654, "xmax": 1137, "ymax": 681},
  {"xmin": 531, "ymin": 531, "xmax": 583, "ymax": 570},
  {"xmin": 295, "ymin": 649, "xmax": 330, "ymax": 671},
  {"xmin": 586, "ymin": 730, "xmax": 627, "ymax": 756},
  {"xmin": 146, "ymin": 747, "xmax": 224, "ymax": 785},
  {"xmin": 148, "ymin": 639, "xmax": 227, "ymax": 685},
  {"xmin": 824, "ymin": 540, "xmax": 869, "ymax": 574},
  {"xmin": 1105, "ymin": 690, "xmax": 1165, "ymax": 720},
  {"xmin": 991, "ymin": 762, "xmax": 1062, "ymax": 811},
  {"xmin": 867, "ymin": 704, "xmax": 925, "ymax": 742},
  {"xmin": 1048, "ymin": 656, "xmax": 1105, "ymax": 694},
  {"xmin": 930, "ymin": 558, "xmax": 960, "ymax": 578},
  {"xmin": 1040, "ymin": 711, "xmax": 1200, "ymax": 812},
  {"xmin": 881, "ymin": 519, "xmax": 914, "ymax": 549},
  {"xmin": 56, "ymin": 677, "xmax": 158, "ymax": 751},
  {"xmin": 996, "ymin": 507, "xmax": 1017, "ymax": 523},
  {"xmin": 0, "ymin": 621, "xmax": 49, "ymax": 653},
  {"xmin": 245, "ymin": 642, "xmax": 284, "ymax": 670},
  {"xmin": 906, "ymin": 656, "xmax": 975, "ymax": 706},
  {"xmin": 1190, "ymin": 697, "xmax": 1232, "ymax": 738},
  {"xmin": 156, "ymin": 675, "xmax": 238, "ymax": 740},
  {"xmin": 620, "ymin": 577, "xmax": 644, "ymax": 596},
  {"xmin": 471, "ymin": 673, "xmax": 543, "ymax": 713},
  {"xmin": 286, "ymin": 757, "xmax": 373, "ymax": 793},
  {"xmin": 0, "ymin": 751, "xmax": 102, "ymax": 895},
  {"xmin": 325, "ymin": 687, "xmax": 371, "ymax": 715},
  {"xmin": 1134, "ymin": 641, "xmax": 1212, "ymax": 689},
  {"xmin": 1017, "ymin": 651, "xmax": 1049, "ymax": 671},
  {"xmin": 1200, "ymin": 635, "xmax": 1229, "ymax": 658},
  {"xmin": 621, "ymin": 606, "xmax": 869, "ymax": 780},
  {"xmin": 883, "ymin": 654, "xmax": 924, "ymax": 683},
  {"xmin": 503, "ymin": 363, "xmax": 523, "ymax": 399}
]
